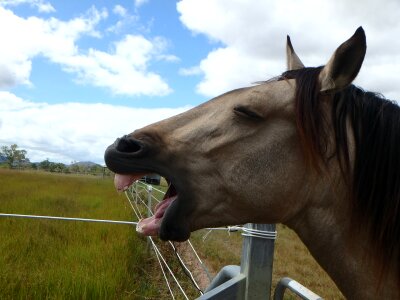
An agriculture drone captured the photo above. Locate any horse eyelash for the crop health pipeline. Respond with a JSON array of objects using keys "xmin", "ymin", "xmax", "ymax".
[{"xmin": 233, "ymin": 105, "xmax": 264, "ymax": 121}]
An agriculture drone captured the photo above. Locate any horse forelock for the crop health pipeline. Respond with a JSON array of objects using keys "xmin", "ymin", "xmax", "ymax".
[{"xmin": 279, "ymin": 67, "xmax": 400, "ymax": 282}]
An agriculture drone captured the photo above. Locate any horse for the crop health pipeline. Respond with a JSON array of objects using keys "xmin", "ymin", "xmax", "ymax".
[{"xmin": 104, "ymin": 27, "xmax": 400, "ymax": 299}]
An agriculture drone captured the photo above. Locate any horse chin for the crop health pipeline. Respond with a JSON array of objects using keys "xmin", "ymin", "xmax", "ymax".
[{"xmin": 159, "ymin": 197, "xmax": 191, "ymax": 241}]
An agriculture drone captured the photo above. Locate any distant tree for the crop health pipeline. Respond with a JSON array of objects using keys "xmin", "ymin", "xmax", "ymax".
[
  {"xmin": 0, "ymin": 144, "xmax": 27, "ymax": 168},
  {"xmin": 49, "ymin": 162, "xmax": 66, "ymax": 173},
  {"xmin": 103, "ymin": 167, "xmax": 112, "ymax": 177},
  {"xmin": 70, "ymin": 163, "xmax": 80, "ymax": 173},
  {"xmin": 58, "ymin": 163, "xmax": 67, "ymax": 173},
  {"xmin": 89, "ymin": 164, "xmax": 103, "ymax": 175},
  {"xmin": 79, "ymin": 164, "xmax": 86, "ymax": 174},
  {"xmin": 39, "ymin": 159, "xmax": 51, "ymax": 171},
  {"xmin": 19, "ymin": 157, "xmax": 31, "ymax": 169}
]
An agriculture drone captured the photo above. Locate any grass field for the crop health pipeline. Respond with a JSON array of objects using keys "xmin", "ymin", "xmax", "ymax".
[
  {"xmin": 0, "ymin": 169, "xmax": 343, "ymax": 299},
  {"xmin": 0, "ymin": 169, "xmax": 185, "ymax": 299}
]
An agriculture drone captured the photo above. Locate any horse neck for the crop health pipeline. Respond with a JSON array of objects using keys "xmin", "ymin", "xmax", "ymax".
[{"xmin": 286, "ymin": 174, "xmax": 399, "ymax": 299}]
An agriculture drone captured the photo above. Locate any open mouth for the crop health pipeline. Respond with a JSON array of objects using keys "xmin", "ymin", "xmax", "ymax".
[
  {"xmin": 114, "ymin": 173, "xmax": 178, "ymax": 237},
  {"xmin": 105, "ymin": 136, "xmax": 191, "ymax": 241}
]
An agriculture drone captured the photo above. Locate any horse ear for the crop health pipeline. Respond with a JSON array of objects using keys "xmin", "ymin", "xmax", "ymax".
[
  {"xmin": 286, "ymin": 35, "xmax": 305, "ymax": 70},
  {"xmin": 319, "ymin": 27, "xmax": 367, "ymax": 92}
]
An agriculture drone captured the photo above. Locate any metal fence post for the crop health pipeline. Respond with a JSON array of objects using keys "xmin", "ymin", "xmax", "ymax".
[
  {"xmin": 146, "ymin": 185, "xmax": 152, "ymax": 252},
  {"xmin": 198, "ymin": 223, "xmax": 276, "ymax": 300},
  {"xmin": 147, "ymin": 185, "xmax": 152, "ymax": 217},
  {"xmin": 134, "ymin": 182, "xmax": 138, "ymax": 203},
  {"xmin": 240, "ymin": 223, "xmax": 276, "ymax": 300}
]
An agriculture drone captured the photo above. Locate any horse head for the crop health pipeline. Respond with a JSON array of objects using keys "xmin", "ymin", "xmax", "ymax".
[
  {"xmin": 105, "ymin": 28, "xmax": 366, "ymax": 242},
  {"xmin": 105, "ymin": 27, "xmax": 400, "ymax": 298}
]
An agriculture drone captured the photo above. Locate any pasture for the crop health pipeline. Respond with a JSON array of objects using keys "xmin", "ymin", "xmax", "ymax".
[{"xmin": 0, "ymin": 169, "xmax": 343, "ymax": 299}]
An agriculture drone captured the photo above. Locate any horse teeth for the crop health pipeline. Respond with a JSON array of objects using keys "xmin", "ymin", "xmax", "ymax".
[{"xmin": 136, "ymin": 220, "xmax": 144, "ymax": 233}]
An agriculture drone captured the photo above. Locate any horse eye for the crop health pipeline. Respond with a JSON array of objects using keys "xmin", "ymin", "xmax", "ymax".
[{"xmin": 233, "ymin": 106, "xmax": 264, "ymax": 120}]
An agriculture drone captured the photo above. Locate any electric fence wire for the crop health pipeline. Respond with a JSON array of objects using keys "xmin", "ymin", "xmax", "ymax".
[
  {"xmin": 0, "ymin": 213, "xmax": 138, "ymax": 226},
  {"xmin": 136, "ymin": 182, "xmax": 212, "ymax": 283},
  {"xmin": 152, "ymin": 241, "xmax": 176, "ymax": 300},
  {"xmin": 125, "ymin": 185, "xmax": 204, "ymax": 295},
  {"xmin": 149, "ymin": 236, "xmax": 189, "ymax": 300},
  {"xmin": 125, "ymin": 190, "xmax": 177, "ymax": 299},
  {"xmin": 125, "ymin": 189, "xmax": 190, "ymax": 299},
  {"xmin": 132, "ymin": 183, "xmax": 207, "ymax": 292}
]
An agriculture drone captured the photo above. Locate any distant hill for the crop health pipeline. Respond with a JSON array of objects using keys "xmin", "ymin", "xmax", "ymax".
[
  {"xmin": 68, "ymin": 161, "xmax": 106, "ymax": 175},
  {"xmin": 69, "ymin": 161, "xmax": 102, "ymax": 168},
  {"xmin": 0, "ymin": 155, "xmax": 7, "ymax": 163}
]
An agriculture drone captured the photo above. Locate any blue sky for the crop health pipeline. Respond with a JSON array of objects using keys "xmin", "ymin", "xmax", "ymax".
[
  {"xmin": 7, "ymin": 0, "xmax": 213, "ymax": 108},
  {"xmin": 1, "ymin": 0, "xmax": 399, "ymax": 164}
]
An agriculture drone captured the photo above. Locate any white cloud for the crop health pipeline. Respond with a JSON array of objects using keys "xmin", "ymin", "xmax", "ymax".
[
  {"xmin": 107, "ymin": 4, "xmax": 140, "ymax": 34},
  {"xmin": 179, "ymin": 66, "xmax": 201, "ymax": 76},
  {"xmin": 0, "ymin": 5, "xmax": 174, "ymax": 96},
  {"xmin": 0, "ymin": 92, "xmax": 191, "ymax": 164},
  {"xmin": 0, "ymin": 5, "xmax": 107, "ymax": 88},
  {"xmin": 177, "ymin": 0, "xmax": 400, "ymax": 101},
  {"xmin": 195, "ymin": 47, "xmax": 281, "ymax": 97},
  {"xmin": 134, "ymin": 0, "xmax": 149, "ymax": 8},
  {"xmin": 60, "ymin": 35, "xmax": 172, "ymax": 96},
  {"xmin": 157, "ymin": 54, "xmax": 180, "ymax": 63},
  {"xmin": 0, "ymin": 0, "xmax": 55, "ymax": 13},
  {"xmin": 113, "ymin": 4, "xmax": 127, "ymax": 17}
]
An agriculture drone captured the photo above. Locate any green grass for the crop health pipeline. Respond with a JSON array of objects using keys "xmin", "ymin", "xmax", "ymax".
[
  {"xmin": 0, "ymin": 169, "xmax": 343, "ymax": 299},
  {"xmin": 0, "ymin": 169, "xmax": 183, "ymax": 299}
]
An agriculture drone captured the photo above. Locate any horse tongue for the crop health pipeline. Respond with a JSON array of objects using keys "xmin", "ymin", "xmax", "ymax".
[{"xmin": 114, "ymin": 174, "xmax": 145, "ymax": 191}]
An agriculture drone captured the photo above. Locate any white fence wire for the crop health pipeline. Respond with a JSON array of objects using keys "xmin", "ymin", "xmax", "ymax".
[{"xmin": 125, "ymin": 180, "xmax": 208, "ymax": 299}]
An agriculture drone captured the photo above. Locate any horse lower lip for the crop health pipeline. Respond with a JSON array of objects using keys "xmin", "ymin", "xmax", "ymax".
[
  {"xmin": 137, "ymin": 195, "xmax": 177, "ymax": 236},
  {"xmin": 155, "ymin": 196, "xmax": 177, "ymax": 218}
]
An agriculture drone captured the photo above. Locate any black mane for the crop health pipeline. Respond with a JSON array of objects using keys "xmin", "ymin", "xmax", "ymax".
[{"xmin": 281, "ymin": 67, "xmax": 400, "ymax": 280}]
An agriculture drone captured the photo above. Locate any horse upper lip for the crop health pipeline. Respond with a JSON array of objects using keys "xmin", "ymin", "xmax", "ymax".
[{"xmin": 104, "ymin": 142, "xmax": 152, "ymax": 175}]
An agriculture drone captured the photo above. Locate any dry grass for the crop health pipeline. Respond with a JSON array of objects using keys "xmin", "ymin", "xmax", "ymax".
[{"xmin": 190, "ymin": 226, "xmax": 344, "ymax": 299}]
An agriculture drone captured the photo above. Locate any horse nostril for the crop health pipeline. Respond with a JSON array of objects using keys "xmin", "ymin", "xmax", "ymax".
[{"xmin": 116, "ymin": 136, "xmax": 144, "ymax": 154}]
